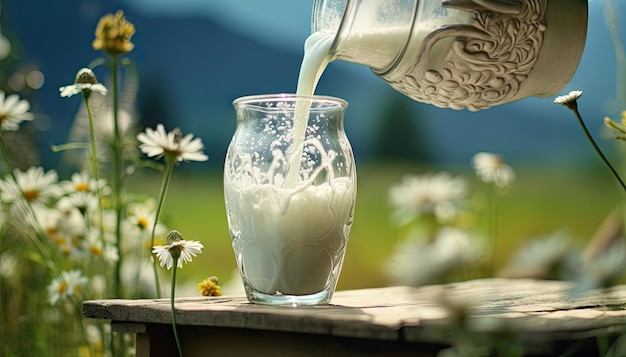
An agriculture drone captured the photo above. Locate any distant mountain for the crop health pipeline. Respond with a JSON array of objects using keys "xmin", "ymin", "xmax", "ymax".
[
  {"xmin": 2, "ymin": 0, "xmax": 623, "ymax": 169},
  {"xmin": 2, "ymin": 0, "xmax": 403, "ymax": 169}
]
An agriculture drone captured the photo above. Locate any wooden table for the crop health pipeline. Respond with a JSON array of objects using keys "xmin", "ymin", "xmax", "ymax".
[{"xmin": 82, "ymin": 278, "xmax": 626, "ymax": 356}]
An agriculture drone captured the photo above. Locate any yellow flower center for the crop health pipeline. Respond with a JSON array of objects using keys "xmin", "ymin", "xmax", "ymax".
[
  {"xmin": 90, "ymin": 246, "xmax": 103, "ymax": 257},
  {"xmin": 23, "ymin": 190, "xmax": 39, "ymax": 201},
  {"xmin": 76, "ymin": 183, "xmax": 90, "ymax": 192},
  {"xmin": 138, "ymin": 217, "xmax": 149, "ymax": 229},
  {"xmin": 51, "ymin": 234, "xmax": 65, "ymax": 245},
  {"xmin": 57, "ymin": 282, "xmax": 68, "ymax": 294},
  {"xmin": 492, "ymin": 156, "xmax": 504, "ymax": 168}
]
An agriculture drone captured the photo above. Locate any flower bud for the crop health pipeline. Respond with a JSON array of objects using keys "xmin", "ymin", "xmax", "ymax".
[
  {"xmin": 93, "ymin": 10, "xmax": 135, "ymax": 56},
  {"xmin": 74, "ymin": 68, "xmax": 99, "ymax": 85},
  {"xmin": 166, "ymin": 230, "xmax": 183, "ymax": 245},
  {"xmin": 165, "ymin": 230, "xmax": 183, "ymax": 260}
]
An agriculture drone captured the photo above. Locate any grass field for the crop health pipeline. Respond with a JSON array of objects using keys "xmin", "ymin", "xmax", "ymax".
[{"xmin": 128, "ymin": 161, "xmax": 623, "ymax": 293}]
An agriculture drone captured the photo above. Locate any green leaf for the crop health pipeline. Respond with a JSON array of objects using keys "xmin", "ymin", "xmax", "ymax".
[{"xmin": 51, "ymin": 142, "xmax": 92, "ymax": 152}]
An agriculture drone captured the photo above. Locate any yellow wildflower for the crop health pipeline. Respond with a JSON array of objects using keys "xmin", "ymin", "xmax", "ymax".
[
  {"xmin": 92, "ymin": 10, "xmax": 135, "ymax": 56},
  {"xmin": 198, "ymin": 276, "xmax": 222, "ymax": 297}
]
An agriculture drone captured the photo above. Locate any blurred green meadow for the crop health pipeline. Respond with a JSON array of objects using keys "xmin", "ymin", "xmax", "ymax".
[{"xmin": 129, "ymin": 160, "xmax": 622, "ymax": 293}]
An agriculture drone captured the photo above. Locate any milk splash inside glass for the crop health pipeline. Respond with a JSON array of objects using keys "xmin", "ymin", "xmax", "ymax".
[{"xmin": 225, "ymin": 94, "xmax": 356, "ymax": 306}]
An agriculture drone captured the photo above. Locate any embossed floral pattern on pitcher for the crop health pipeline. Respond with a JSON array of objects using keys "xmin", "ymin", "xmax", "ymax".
[{"xmin": 313, "ymin": 0, "xmax": 588, "ymax": 111}]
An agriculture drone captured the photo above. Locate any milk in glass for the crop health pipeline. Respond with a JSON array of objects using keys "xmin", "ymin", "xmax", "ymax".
[{"xmin": 226, "ymin": 32, "xmax": 353, "ymax": 298}]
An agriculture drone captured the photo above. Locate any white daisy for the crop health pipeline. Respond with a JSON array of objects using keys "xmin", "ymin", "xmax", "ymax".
[
  {"xmin": 59, "ymin": 68, "xmax": 108, "ymax": 98},
  {"xmin": 0, "ymin": 167, "xmax": 63, "ymax": 206},
  {"xmin": 59, "ymin": 82, "xmax": 107, "ymax": 98},
  {"xmin": 0, "ymin": 90, "xmax": 35, "ymax": 131},
  {"xmin": 389, "ymin": 172, "xmax": 467, "ymax": 225},
  {"xmin": 35, "ymin": 206, "xmax": 84, "ymax": 256},
  {"xmin": 499, "ymin": 232, "xmax": 573, "ymax": 279},
  {"xmin": 137, "ymin": 124, "xmax": 208, "ymax": 163},
  {"xmin": 153, "ymin": 230, "xmax": 203, "ymax": 270},
  {"xmin": 576, "ymin": 240, "xmax": 626, "ymax": 292},
  {"xmin": 57, "ymin": 191, "xmax": 99, "ymax": 215},
  {"xmin": 55, "ymin": 205, "xmax": 87, "ymax": 238},
  {"xmin": 61, "ymin": 171, "xmax": 109, "ymax": 195},
  {"xmin": 82, "ymin": 228, "xmax": 119, "ymax": 262},
  {"xmin": 153, "ymin": 240, "xmax": 204, "ymax": 270},
  {"xmin": 124, "ymin": 201, "xmax": 166, "ymax": 239},
  {"xmin": 126, "ymin": 201, "xmax": 155, "ymax": 231},
  {"xmin": 384, "ymin": 227, "xmax": 480, "ymax": 286},
  {"xmin": 471, "ymin": 152, "xmax": 515, "ymax": 188},
  {"xmin": 553, "ymin": 90, "xmax": 582, "ymax": 106},
  {"xmin": 47, "ymin": 270, "xmax": 88, "ymax": 305},
  {"xmin": 25, "ymin": 204, "xmax": 59, "ymax": 233}
]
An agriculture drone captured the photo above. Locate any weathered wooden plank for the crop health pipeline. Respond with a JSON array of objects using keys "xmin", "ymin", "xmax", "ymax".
[{"xmin": 83, "ymin": 278, "xmax": 626, "ymax": 346}]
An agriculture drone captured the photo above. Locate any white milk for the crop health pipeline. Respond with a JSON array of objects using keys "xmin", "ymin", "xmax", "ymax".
[{"xmin": 228, "ymin": 177, "xmax": 355, "ymax": 295}]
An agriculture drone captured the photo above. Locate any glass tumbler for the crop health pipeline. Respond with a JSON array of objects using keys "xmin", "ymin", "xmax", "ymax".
[{"xmin": 224, "ymin": 94, "xmax": 357, "ymax": 306}]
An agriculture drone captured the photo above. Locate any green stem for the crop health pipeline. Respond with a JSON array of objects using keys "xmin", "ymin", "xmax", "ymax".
[
  {"xmin": 108, "ymin": 55, "xmax": 127, "ymax": 357},
  {"xmin": 571, "ymin": 106, "xmax": 626, "ymax": 192},
  {"xmin": 133, "ymin": 230, "xmax": 149, "ymax": 298},
  {"xmin": 151, "ymin": 156, "xmax": 176, "ymax": 298},
  {"xmin": 109, "ymin": 56, "xmax": 124, "ymax": 298},
  {"xmin": 82, "ymin": 92, "xmax": 107, "ymax": 271},
  {"xmin": 51, "ymin": 142, "xmax": 92, "ymax": 152},
  {"xmin": 171, "ymin": 259, "xmax": 183, "ymax": 357},
  {"xmin": 0, "ymin": 133, "xmax": 15, "ymax": 175},
  {"xmin": 424, "ymin": 213, "xmax": 439, "ymax": 244},
  {"xmin": 488, "ymin": 184, "xmax": 499, "ymax": 276}
]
